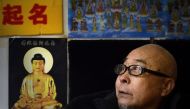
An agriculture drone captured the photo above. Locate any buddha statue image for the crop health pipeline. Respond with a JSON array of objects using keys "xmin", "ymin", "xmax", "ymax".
[
  {"xmin": 136, "ymin": 16, "xmax": 142, "ymax": 32},
  {"xmin": 155, "ymin": 19, "xmax": 162, "ymax": 32},
  {"xmin": 100, "ymin": 15, "xmax": 105, "ymax": 31},
  {"xmin": 149, "ymin": 5, "xmax": 158, "ymax": 19},
  {"xmin": 146, "ymin": 18, "xmax": 153, "ymax": 31},
  {"xmin": 122, "ymin": 14, "xmax": 127, "ymax": 29},
  {"xmin": 96, "ymin": 0, "xmax": 104, "ymax": 14},
  {"xmin": 139, "ymin": 0, "xmax": 148, "ymax": 17},
  {"xmin": 181, "ymin": 2, "xmax": 190, "ymax": 20},
  {"xmin": 112, "ymin": 0, "xmax": 121, "ymax": 9},
  {"xmin": 86, "ymin": 0, "xmax": 95, "ymax": 16},
  {"xmin": 92, "ymin": 16, "xmax": 97, "ymax": 32},
  {"xmin": 71, "ymin": 0, "xmax": 77, "ymax": 11},
  {"xmin": 113, "ymin": 12, "xmax": 121, "ymax": 30},
  {"xmin": 129, "ymin": 15, "xmax": 134, "ymax": 29},
  {"xmin": 129, "ymin": 0, "xmax": 137, "ymax": 13},
  {"xmin": 171, "ymin": 8, "xmax": 180, "ymax": 22},
  {"xmin": 80, "ymin": 18, "xmax": 88, "ymax": 32},
  {"xmin": 12, "ymin": 53, "xmax": 62, "ymax": 109},
  {"xmin": 75, "ymin": 7, "xmax": 83, "ymax": 22},
  {"xmin": 71, "ymin": 18, "xmax": 78, "ymax": 32}
]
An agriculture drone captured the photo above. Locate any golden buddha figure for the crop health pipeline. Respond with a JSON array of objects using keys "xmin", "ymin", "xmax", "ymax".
[{"xmin": 12, "ymin": 53, "xmax": 62, "ymax": 109}]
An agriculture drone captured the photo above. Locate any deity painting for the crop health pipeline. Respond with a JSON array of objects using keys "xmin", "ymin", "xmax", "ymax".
[
  {"xmin": 68, "ymin": 0, "xmax": 190, "ymax": 39},
  {"xmin": 9, "ymin": 38, "xmax": 67, "ymax": 109}
]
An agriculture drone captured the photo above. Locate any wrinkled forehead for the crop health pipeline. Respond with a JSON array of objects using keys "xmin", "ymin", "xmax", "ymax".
[
  {"xmin": 124, "ymin": 47, "xmax": 159, "ymax": 67},
  {"xmin": 124, "ymin": 56, "xmax": 148, "ymax": 67}
]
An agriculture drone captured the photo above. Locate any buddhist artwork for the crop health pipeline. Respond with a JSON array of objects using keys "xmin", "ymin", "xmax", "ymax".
[
  {"xmin": 68, "ymin": 0, "xmax": 190, "ymax": 39},
  {"xmin": 9, "ymin": 38, "xmax": 67, "ymax": 109}
]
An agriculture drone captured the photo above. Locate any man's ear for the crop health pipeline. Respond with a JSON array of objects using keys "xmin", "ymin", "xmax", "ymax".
[{"xmin": 161, "ymin": 78, "xmax": 175, "ymax": 96}]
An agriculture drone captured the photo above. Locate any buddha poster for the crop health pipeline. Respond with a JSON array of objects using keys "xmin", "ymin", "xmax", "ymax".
[{"xmin": 9, "ymin": 38, "xmax": 67, "ymax": 109}]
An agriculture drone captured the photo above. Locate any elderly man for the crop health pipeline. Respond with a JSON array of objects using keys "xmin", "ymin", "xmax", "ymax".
[{"xmin": 65, "ymin": 44, "xmax": 178, "ymax": 109}]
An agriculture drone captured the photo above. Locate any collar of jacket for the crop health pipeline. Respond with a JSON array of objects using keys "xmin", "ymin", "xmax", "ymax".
[{"xmin": 93, "ymin": 90, "xmax": 119, "ymax": 109}]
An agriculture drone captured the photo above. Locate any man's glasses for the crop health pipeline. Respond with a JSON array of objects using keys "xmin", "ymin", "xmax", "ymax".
[{"xmin": 114, "ymin": 64, "xmax": 170, "ymax": 77}]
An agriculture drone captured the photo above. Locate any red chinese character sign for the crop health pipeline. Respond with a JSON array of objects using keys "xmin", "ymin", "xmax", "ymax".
[
  {"xmin": 2, "ymin": 4, "xmax": 24, "ymax": 25},
  {"xmin": 28, "ymin": 4, "xmax": 47, "ymax": 25},
  {"xmin": 0, "ymin": 0, "xmax": 63, "ymax": 36}
]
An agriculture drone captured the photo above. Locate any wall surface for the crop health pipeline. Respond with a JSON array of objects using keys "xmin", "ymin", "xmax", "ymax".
[{"xmin": 0, "ymin": 38, "xmax": 8, "ymax": 109}]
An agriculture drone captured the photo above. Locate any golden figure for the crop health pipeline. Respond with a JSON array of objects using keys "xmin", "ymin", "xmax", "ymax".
[
  {"xmin": 171, "ymin": 8, "xmax": 180, "ymax": 22},
  {"xmin": 12, "ymin": 54, "xmax": 62, "ymax": 109},
  {"xmin": 100, "ymin": 15, "xmax": 105, "ymax": 31},
  {"xmin": 130, "ymin": 15, "xmax": 134, "ymax": 29},
  {"xmin": 114, "ymin": 12, "xmax": 120, "ymax": 30},
  {"xmin": 122, "ymin": 14, "xmax": 127, "ymax": 29},
  {"xmin": 136, "ymin": 16, "xmax": 142, "ymax": 32},
  {"xmin": 75, "ymin": 7, "xmax": 83, "ymax": 22},
  {"xmin": 86, "ymin": 1, "xmax": 94, "ymax": 15},
  {"xmin": 112, "ymin": 0, "xmax": 120, "ymax": 9},
  {"xmin": 139, "ymin": 0, "xmax": 148, "ymax": 16},
  {"xmin": 150, "ymin": 5, "xmax": 158, "ymax": 19},
  {"xmin": 92, "ymin": 16, "xmax": 97, "ymax": 32},
  {"xmin": 130, "ymin": 0, "xmax": 137, "ymax": 13},
  {"xmin": 155, "ymin": 19, "xmax": 162, "ymax": 32}
]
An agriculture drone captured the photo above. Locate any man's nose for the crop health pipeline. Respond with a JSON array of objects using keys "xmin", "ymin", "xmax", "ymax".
[{"xmin": 119, "ymin": 72, "xmax": 131, "ymax": 84}]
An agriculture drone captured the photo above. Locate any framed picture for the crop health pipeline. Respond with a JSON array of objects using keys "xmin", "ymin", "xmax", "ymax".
[{"xmin": 9, "ymin": 38, "xmax": 67, "ymax": 109}]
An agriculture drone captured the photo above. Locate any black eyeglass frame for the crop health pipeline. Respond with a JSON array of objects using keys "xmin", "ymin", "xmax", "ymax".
[{"xmin": 115, "ymin": 64, "xmax": 171, "ymax": 78}]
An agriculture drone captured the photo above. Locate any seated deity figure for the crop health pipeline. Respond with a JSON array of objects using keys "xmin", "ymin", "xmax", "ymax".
[{"xmin": 12, "ymin": 53, "xmax": 62, "ymax": 109}]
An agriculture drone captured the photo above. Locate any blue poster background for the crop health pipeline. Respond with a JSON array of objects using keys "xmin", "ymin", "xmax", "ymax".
[{"xmin": 68, "ymin": 0, "xmax": 190, "ymax": 39}]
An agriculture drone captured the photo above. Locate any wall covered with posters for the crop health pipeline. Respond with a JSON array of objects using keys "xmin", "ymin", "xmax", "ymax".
[{"xmin": 0, "ymin": 0, "xmax": 190, "ymax": 39}]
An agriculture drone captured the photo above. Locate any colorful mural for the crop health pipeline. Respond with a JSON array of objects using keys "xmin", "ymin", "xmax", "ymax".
[{"xmin": 68, "ymin": 0, "xmax": 190, "ymax": 39}]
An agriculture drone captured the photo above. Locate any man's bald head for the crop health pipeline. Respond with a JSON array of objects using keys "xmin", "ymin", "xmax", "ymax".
[{"xmin": 127, "ymin": 44, "xmax": 177, "ymax": 79}]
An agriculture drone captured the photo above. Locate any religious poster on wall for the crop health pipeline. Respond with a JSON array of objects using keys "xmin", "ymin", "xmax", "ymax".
[
  {"xmin": 68, "ymin": 0, "xmax": 190, "ymax": 39},
  {"xmin": 0, "ymin": 0, "xmax": 63, "ymax": 36},
  {"xmin": 9, "ymin": 38, "xmax": 67, "ymax": 109}
]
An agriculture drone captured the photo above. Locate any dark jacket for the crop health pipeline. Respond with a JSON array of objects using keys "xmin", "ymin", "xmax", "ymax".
[
  {"xmin": 65, "ymin": 90, "xmax": 119, "ymax": 109},
  {"xmin": 65, "ymin": 90, "xmax": 181, "ymax": 109}
]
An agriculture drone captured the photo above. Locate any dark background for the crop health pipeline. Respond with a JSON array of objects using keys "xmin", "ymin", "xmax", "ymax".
[
  {"xmin": 68, "ymin": 39, "xmax": 190, "ymax": 107},
  {"xmin": 9, "ymin": 38, "xmax": 68, "ymax": 108},
  {"xmin": 9, "ymin": 39, "xmax": 190, "ymax": 108}
]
